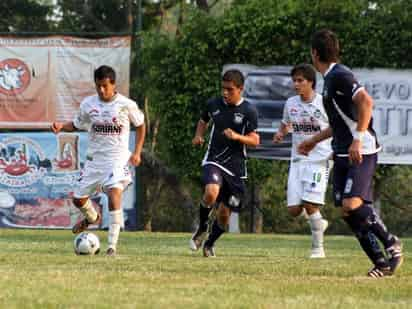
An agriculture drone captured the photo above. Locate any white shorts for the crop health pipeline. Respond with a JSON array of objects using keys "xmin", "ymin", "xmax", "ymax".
[
  {"xmin": 287, "ymin": 160, "xmax": 330, "ymax": 207},
  {"xmin": 74, "ymin": 160, "xmax": 132, "ymax": 198}
]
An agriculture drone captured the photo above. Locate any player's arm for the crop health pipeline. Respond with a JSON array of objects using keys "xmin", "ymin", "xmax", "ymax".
[
  {"xmin": 224, "ymin": 129, "xmax": 260, "ymax": 147},
  {"xmin": 273, "ymin": 122, "xmax": 290, "ymax": 143},
  {"xmin": 130, "ymin": 123, "xmax": 146, "ymax": 167},
  {"xmin": 274, "ymin": 101, "xmax": 291, "ymax": 143},
  {"xmin": 298, "ymin": 127, "xmax": 332, "ymax": 156},
  {"xmin": 224, "ymin": 105, "xmax": 260, "ymax": 147},
  {"xmin": 192, "ymin": 119, "xmax": 209, "ymax": 146},
  {"xmin": 193, "ymin": 100, "xmax": 212, "ymax": 146},
  {"xmin": 51, "ymin": 121, "xmax": 77, "ymax": 134},
  {"xmin": 349, "ymin": 88, "xmax": 373, "ymax": 164}
]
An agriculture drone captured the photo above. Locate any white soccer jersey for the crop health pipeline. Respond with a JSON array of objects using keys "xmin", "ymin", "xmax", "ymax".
[
  {"xmin": 282, "ymin": 93, "xmax": 332, "ymax": 162},
  {"xmin": 73, "ymin": 93, "xmax": 144, "ymax": 165}
]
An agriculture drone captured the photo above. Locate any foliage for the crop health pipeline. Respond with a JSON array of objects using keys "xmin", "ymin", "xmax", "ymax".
[
  {"xmin": 138, "ymin": 0, "xmax": 412, "ymax": 233},
  {"xmin": 0, "ymin": 1, "xmax": 55, "ymax": 32},
  {"xmin": 2, "ymin": 0, "xmax": 412, "ymax": 233}
]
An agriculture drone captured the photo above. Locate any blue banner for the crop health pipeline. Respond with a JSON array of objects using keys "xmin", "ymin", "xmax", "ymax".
[{"xmin": 0, "ymin": 132, "xmax": 137, "ymax": 230}]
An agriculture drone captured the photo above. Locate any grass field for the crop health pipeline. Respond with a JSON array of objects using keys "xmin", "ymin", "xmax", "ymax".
[{"xmin": 0, "ymin": 229, "xmax": 410, "ymax": 309}]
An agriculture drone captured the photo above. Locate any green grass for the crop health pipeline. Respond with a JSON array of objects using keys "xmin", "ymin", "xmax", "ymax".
[{"xmin": 0, "ymin": 230, "xmax": 410, "ymax": 309}]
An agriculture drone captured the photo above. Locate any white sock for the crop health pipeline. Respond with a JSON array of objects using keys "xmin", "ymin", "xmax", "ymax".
[
  {"xmin": 108, "ymin": 210, "xmax": 122, "ymax": 250},
  {"xmin": 308, "ymin": 211, "xmax": 324, "ymax": 249},
  {"xmin": 79, "ymin": 199, "xmax": 98, "ymax": 223}
]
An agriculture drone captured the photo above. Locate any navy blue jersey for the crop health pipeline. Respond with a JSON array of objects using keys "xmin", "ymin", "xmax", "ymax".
[
  {"xmin": 200, "ymin": 97, "xmax": 258, "ymax": 178},
  {"xmin": 322, "ymin": 64, "xmax": 380, "ymax": 155}
]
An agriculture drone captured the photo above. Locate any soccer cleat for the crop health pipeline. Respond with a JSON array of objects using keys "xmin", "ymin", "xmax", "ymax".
[
  {"xmin": 367, "ymin": 265, "xmax": 393, "ymax": 278},
  {"xmin": 72, "ymin": 213, "xmax": 101, "ymax": 234},
  {"xmin": 386, "ymin": 238, "xmax": 403, "ymax": 274},
  {"xmin": 310, "ymin": 247, "xmax": 325, "ymax": 259},
  {"xmin": 322, "ymin": 219, "xmax": 329, "ymax": 232},
  {"xmin": 189, "ymin": 229, "xmax": 207, "ymax": 251},
  {"xmin": 106, "ymin": 247, "xmax": 116, "ymax": 257},
  {"xmin": 203, "ymin": 245, "xmax": 216, "ymax": 258}
]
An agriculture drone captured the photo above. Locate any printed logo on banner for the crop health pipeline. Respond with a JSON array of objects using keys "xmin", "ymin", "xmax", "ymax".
[
  {"xmin": 0, "ymin": 59, "xmax": 31, "ymax": 95},
  {"xmin": 0, "ymin": 136, "xmax": 47, "ymax": 187}
]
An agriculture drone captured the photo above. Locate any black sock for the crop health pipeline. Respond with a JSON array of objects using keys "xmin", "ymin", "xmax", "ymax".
[
  {"xmin": 204, "ymin": 220, "xmax": 225, "ymax": 247},
  {"xmin": 343, "ymin": 215, "xmax": 388, "ymax": 268},
  {"xmin": 198, "ymin": 202, "xmax": 212, "ymax": 232},
  {"xmin": 351, "ymin": 204, "xmax": 396, "ymax": 248}
]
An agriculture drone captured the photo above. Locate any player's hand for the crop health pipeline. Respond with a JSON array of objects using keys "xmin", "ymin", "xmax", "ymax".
[
  {"xmin": 273, "ymin": 132, "xmax": 284, "ymax": 143},
  {"xmin": 298, "ymin": 138, "xmax": 316, "ymax": 156},
  {"xmin": 223, "ymin": 128, "xmax": 239, "ymax": 141},
  {"xmin": 129, "ymin": 152, "xmax": 142, "ymax": 166},
  {"xmin": 51, "ymin": 122, "xmax": 63, "ymax": 134},
  {"xmin": 192, "ymin": 135, "xmax": 204, "ymax": 146},
  {"xmin": 349, "ymin": 139, "xmax": 362, "ymax": 164}
]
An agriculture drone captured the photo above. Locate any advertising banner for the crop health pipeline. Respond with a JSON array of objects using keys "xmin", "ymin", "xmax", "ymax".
[
  {"xmin": 224, "ymin": 64, "xmax": 412, "ymax": 164},
  {"xmin": 0, "ymin": 132, "xmax": 137, "ymax": 230},
  {"xmin": 0, "ymin": 36, "xmax": 131, "ymax": 128}
]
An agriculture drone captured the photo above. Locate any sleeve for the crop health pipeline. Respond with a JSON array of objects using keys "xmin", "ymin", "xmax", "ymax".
[
  {"xmin": 245, "ymin": 104, "xmax": 258, "ymax": 134},
  {"xmin": 128, "ymin": 101, "xmax": 145, "ymax": 127},
  {"xmin": 200, "ymin": 100, "xmax": 211, "ymax": 123},
  {"xmin": 337, "ymin": 72, "xmax": 363, "ymax": 99},
  {"xmin": 73, "ymin": 102, "xmax": 91, "ymax": 130},
  {"xmin": 281, "ymin": 100, "xmax": 290, "ymax": 125}
]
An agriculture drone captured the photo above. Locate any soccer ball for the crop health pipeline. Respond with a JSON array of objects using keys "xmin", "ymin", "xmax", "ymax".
[{"xmin": 74, "ymin": 232, "xmax": 100, "ymax": 255}]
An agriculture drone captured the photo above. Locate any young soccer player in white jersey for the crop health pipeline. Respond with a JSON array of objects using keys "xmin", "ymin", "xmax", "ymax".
[
  {"xmin": 274, "ymin": 64, "xmax": 331, "ymax": 258},
  {"xmin": 51, "ymin": 65, "xmax": 146, "ymax": 256}
]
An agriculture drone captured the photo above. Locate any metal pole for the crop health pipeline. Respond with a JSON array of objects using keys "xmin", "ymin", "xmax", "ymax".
[{"xmin": 134, "ymin": 0, "xmax": 143, "ymax": 230}]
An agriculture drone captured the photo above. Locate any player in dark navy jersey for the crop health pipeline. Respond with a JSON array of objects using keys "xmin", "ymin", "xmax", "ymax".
[
  {"xmin": 298, "ymin": 29, "xmax": 403, "ymax": 278},
  {"xmin": 189, "ymin": 69, "xmax": 259, "ymax": 257}
]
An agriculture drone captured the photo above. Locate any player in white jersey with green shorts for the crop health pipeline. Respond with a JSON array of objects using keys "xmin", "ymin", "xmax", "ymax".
[
  {"xmin": 51, "ymin": 65, "xmax": 145, "ymax": 256},
  {"xmin": 274, "ymin": 64, "xmax": 331, "ymax": 258}
]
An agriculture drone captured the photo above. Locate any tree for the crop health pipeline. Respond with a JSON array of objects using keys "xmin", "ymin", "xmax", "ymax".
[
  {"xmin": 0, "ymin": 1, "xmax": 54, "ymax": 32},
  {"xmin": 138, "ymin": 0, "xmax": 412, "ymax": 233}
]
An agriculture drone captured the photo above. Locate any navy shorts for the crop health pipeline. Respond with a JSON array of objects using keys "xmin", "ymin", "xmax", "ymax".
[
  {"xmin": 332, "ymin": 153, "xmax": 377, "ymax": 206},
  {"xmin": 202, "ymin": 164, "xmax": 245, "ymax": 211}
]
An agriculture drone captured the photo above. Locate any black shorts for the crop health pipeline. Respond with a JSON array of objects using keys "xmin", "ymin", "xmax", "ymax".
[
  {"xmin": 333, "ymin": 153, "xmax": 377, "ymax": 206},
  {"xmin": 202, "ymin": 164, "xmax": 245, "ymax": 211}
]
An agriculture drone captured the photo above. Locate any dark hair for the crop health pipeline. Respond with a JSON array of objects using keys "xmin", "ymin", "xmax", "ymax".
[
  {"xmin": 94, "ymin": 65, "xmax": 116, "ymax": 83},
  {"xmin": 311, "ymin": 29, "xmax": 340, "ymax": 63},
  {"xmin": 222, "ymin": 69, "xmax": 244, "ymax": 87},
  {"xmin": 291, "ymin": 64, "xmax": 317, "ymax": 89}
]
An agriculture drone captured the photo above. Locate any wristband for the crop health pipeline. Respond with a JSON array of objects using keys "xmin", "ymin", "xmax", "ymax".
[{"xmin": 353, "ymin": 130, "xmax": 365, "ymax": 141}]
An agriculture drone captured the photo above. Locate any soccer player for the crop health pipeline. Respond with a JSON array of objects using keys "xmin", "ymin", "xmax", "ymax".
[
  {"xmin": 51, "ymin": 65, "xmax": 145, "ymax": 256},
  {"xmin": 299, "ymin": 29, "xmax": 403, "ymax": 277},
  {"xmin": 189, "ymin": 69, "xmax": 259, "ymax": 257},
  {"xmin": 273, "ymin": 64, "xmax": 331, "ymax": 258}
]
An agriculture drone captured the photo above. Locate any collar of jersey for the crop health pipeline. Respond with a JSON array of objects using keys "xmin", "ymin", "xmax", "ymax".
[
  {"xmin": 99, "ymin": 92, "xmax": 118, "ymax": 104},
  {"xmin": 300, "ymin": 92, "xmax": 317, "ymax": 104},
  {"xmin": 224, "ymin": 97, "xmax": 244, "ymax": 106},
  {"xmin": 323, "ymin": 63, "xmax": 337, "ymax": 77}
]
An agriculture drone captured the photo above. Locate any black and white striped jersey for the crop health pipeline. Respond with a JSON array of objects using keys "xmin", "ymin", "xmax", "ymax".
[
  {"xmin": 200, "ymin": 97, "xmax": 258, "ymax": 178},
  {"xmin": 322, "ymin": 63, "xmax": 380, "ymax": 155}
]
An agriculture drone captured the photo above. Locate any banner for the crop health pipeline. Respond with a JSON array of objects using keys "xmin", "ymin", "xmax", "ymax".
[
  {"xmin": 0, "ymin": 36, "xmax": 131, "ymax": 128},
  {"xmin": 0, "ymin": 132, "xmax": 137, "ymax": 230},
  {"xmin": 224, "ymin": 64, "xmax": 412, "ymax": 164}
]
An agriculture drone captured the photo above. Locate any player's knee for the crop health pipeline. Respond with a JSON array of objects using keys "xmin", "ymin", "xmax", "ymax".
[
  {"xmin": 303, "ymin": 204, "xmax": 319, "ymax": 216},
  {"xmin": 73, "ymin": 197, "xmax": 88, "ymax": 208},
  {"xmin": 342, "ymin": 197, "xmax": 363, "ymax": 212},
  {"xmin": 288, "ymin": 206, "xmax": 302, "ymax": 217},
  {"xmin": 203, "ymin": 191, "xmax": 218, "ymax": 205}
]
